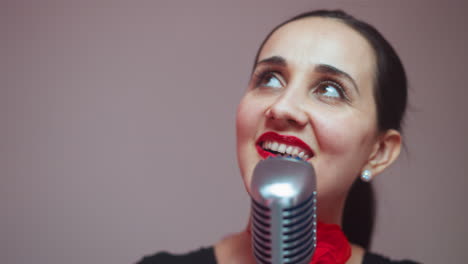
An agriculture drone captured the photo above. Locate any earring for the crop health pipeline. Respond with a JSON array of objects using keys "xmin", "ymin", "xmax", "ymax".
[{"xmin": 360, "ymin": 169, "xmax": 372, "ymax": 182}]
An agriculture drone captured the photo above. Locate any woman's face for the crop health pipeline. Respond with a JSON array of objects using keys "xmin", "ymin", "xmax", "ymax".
[{"xmin": 236, "ymin": 17, "xmax": 380, "ymax": 223}]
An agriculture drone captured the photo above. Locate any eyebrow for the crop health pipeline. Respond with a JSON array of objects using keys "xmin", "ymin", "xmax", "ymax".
[
  {"xmin": 255, "ymin": 56, "xmax": 359, "ymax": 94},
  {"xmin": 256, "ymin": 56, "xmax": 287, "ymax": 67},
  {"xmin": 314, "ymin": 64, "xmax": 359, "ymax": 94}
]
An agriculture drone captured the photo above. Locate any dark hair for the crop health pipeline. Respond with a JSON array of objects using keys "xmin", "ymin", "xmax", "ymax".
[{"xmin": 254, "ymin": 10, "xmax": 407, "ymax": 132}]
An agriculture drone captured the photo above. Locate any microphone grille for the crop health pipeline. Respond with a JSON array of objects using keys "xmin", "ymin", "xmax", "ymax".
[{"xmin": 250, "ymin": 157, "xmax": 317, "ymax": 264}]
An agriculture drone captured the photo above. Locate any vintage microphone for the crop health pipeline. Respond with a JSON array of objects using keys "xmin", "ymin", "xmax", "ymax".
[{"xmin": 250, "ymin": 156, "xmax": 317, "ymax": 264}]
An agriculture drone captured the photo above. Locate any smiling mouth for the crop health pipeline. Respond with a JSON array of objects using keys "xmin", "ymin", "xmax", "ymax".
[{"xmin": 256, "ymin": 132, "xmax": 314, "ymax": 161}]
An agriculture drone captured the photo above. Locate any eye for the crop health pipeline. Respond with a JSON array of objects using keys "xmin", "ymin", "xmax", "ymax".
[
  {"xmin": 257, "ymin": 72, "xmax": 283, "ymax": 89},
  {"xmin": 314, "ymin": 81, "xmax": 348, "ymax": 101},
  {"xmin": 318, "ymin": 83, "xmax": 340, "ymax": 98}
]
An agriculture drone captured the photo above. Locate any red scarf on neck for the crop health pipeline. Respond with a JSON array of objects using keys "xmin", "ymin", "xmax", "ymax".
[{"xmin": 310, "ymin": 221, "xmax": 351, "ymax": 264}]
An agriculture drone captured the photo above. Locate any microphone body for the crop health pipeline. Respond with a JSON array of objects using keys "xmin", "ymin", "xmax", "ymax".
[{"xmin": 250, "ymin": 156, "xmax": 317, "ymax": 264}]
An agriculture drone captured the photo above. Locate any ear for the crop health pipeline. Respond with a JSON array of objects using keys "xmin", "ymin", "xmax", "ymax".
[{"xmin": 365, "ymin": 129, "xmax": 402, "ymax": 178}]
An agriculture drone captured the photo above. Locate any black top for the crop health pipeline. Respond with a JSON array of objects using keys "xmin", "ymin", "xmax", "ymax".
[{"xmin": 137, "ymin": 247, "xmax": 420, "ymax": 264}]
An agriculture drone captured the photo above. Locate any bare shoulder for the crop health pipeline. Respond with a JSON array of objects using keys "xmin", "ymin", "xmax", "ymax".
[
  {"xmin": 347, "ymin": 243, "xmax": 365, "ymax": 264},
  {"xmin": 214, "ymin": 231, "xmax": 256, "ymax": 264}
]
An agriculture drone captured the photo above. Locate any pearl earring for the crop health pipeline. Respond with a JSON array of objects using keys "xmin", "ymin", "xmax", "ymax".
[{"xmin": 361, "ymin": 169, "xmax": 372, "ymax": 182}]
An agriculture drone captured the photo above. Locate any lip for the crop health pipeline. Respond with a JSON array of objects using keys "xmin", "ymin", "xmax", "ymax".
[{"xmin": 255, "ymin": 131, "xmax": 314, "ymax": 160}]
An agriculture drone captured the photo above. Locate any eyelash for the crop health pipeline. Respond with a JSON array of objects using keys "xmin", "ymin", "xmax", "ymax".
[
  {"xmin": 253, "ymin": 68, "xmax": 282, "ymax": 88},
  {"xmin": 252, "ymin": 69, "xmax": 351, "ymax": 102},
  {"xmin": 316, "ymin": 79, "xmax": 350, "ymax": 102}
]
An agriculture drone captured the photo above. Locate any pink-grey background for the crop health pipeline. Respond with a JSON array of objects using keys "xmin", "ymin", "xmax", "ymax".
[{"xmin": 2, "ymin": 0, "xmax": 467, "ymax": 263}]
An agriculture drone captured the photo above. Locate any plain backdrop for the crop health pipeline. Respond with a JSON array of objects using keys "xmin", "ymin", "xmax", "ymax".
[{"xmin": 2, "ymin": 1, "xmax": 468, "ymax": 263}]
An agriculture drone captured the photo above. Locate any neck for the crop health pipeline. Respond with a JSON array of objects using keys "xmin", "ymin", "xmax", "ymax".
[{"xmin": 316, "ymin": 193, "xmax": 347, "ymax": 225}]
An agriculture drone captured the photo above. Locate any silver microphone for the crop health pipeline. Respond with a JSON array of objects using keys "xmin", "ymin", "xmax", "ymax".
[{"xmin": 250, "ymin": 156, "xmax": 317, "ymax": 264}]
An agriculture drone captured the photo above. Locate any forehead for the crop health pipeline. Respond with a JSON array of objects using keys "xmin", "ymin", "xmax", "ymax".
[{"xmin": 258, "ymin": 17, "xmax": 376, "ymax": 83}]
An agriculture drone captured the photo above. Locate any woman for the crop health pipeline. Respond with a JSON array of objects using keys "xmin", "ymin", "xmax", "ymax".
[{"xmin": 138, "ymin": 10, "xmax": 418, "ymax": 264}]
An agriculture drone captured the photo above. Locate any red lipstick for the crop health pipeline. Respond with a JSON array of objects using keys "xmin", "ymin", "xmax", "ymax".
[{"xmin": 255, "ymin": 131, "xmax": 314, "ymax": 160}]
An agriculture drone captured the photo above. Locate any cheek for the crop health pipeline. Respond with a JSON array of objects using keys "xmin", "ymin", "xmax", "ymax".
[
  {"xmin": 313, "ymin": 108, "xmax": 376, "ymax": 160},
  {"xmin": 235, "ymin": 95, "xmax": 266, "ymax": 190},
  {"xmin": 309, "ymin": 78, "xmax": 377, "ymax": 159},
  {"xmin": 311, "ymin": 109, "xmax": 377, "ymax": 192},
  {"xmin": 236, "ymin": 98, "xmax": 258, "ymax": 141},
  {"xmin": 236, "ymin": 93, "xmax": 273, "ymax": 143}
]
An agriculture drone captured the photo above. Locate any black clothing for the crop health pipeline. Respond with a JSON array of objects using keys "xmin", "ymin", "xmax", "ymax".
[
  {"xmin": 137, "ymin": 247, "xmax": 420, "ymax": 264},
  {"xmin": 138, "ymin": 247, "xmax": 216, "ymax": 264}
]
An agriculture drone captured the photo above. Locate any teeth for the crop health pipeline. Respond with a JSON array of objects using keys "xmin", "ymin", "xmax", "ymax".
[
  {"xmin": 278, "ymin": 144, "xmax": 287, "ymax": 153},
  {"xmin": 261, "ymin": 141, "xmax": 311, "ymax": 160},
  {"xmin": 271, "ymin": 142, "xmax": 279, "ymax": 151},
  {"xmin": 292, "ymin": 147, "xmax": 299, "ymax": 156}
]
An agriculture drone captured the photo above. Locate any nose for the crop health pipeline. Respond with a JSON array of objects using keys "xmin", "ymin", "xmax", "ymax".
[{"xmin": 265, "ymin": 91, "xmax": 308, "ymax": 129}]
